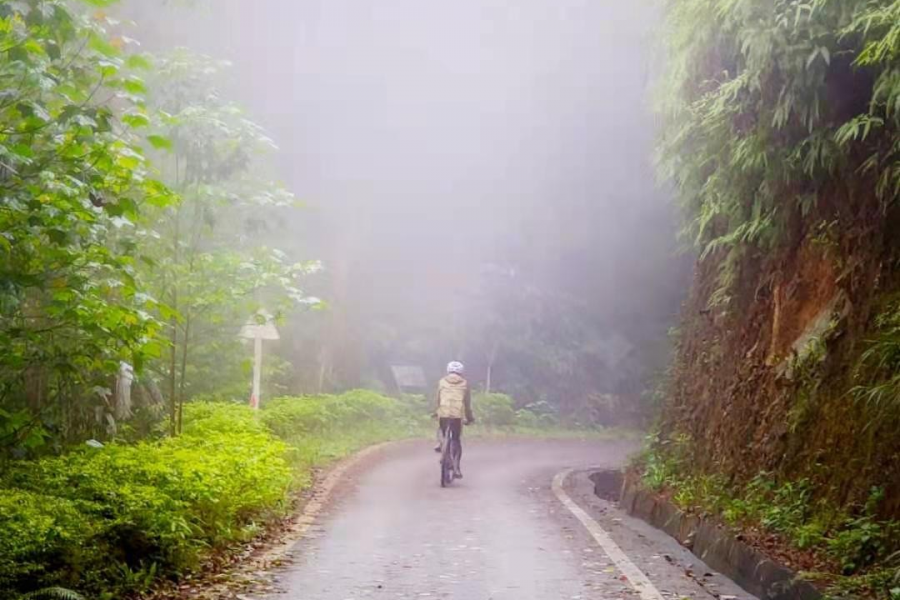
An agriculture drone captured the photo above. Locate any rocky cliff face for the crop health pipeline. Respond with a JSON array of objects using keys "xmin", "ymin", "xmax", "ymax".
[{"xmin": 661, "ymin": 189, "xmax": 900, "ymax": 519}]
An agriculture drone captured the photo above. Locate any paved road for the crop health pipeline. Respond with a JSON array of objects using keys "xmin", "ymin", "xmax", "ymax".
[{"xmin": 264, "ymin": 439, "xmax": 753, "ymax": 600}]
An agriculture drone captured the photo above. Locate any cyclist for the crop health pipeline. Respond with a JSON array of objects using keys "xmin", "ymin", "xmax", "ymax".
[{"xmin": 434, "ymin": 361, "xmax": 474, "ymax": 478}]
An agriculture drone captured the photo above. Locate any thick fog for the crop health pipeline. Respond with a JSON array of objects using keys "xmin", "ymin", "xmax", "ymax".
[{"xmin": 120, "ymin": 0, "xmax": 688, "ymax": 411}]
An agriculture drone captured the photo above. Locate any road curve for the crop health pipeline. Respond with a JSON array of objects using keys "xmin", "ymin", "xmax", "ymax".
[{"xmin": 262, "ymin": 438, "xmax": 751, "ymax": 600}]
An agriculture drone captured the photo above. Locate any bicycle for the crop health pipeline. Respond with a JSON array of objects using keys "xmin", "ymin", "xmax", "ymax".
[{"xmin": 439, "ymin": 423, "xmax": 459, "ymax": 487}]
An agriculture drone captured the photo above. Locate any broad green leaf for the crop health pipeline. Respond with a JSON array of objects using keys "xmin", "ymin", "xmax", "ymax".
[
  {"xmin": 126, "ymin": 53, "xmax": 153, "ymax": 70},
  {"xmin": 122, "ymin": 77, "xmax": 148, "ymax": 95},
  {"xmin": 147, "ymin": 134, "xmax": 173, "ymax": 150},
  {"xmin": 88, "ymin": 32, "xmax": 120, "ymax": 58},
  {"xmin": 122, "ymin": 113, "xmax": 151, "ymax": 128}
]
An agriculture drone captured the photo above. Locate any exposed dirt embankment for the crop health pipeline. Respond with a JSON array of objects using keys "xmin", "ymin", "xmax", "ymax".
[{"xmin": 661, "ymin": 192, "xmax": 900, "ymax": 519}]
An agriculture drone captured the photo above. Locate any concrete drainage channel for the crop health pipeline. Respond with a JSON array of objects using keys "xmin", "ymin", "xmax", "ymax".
[{"xmin": 588, "ymin": 470, "xmax": 821, "ymax": 600}]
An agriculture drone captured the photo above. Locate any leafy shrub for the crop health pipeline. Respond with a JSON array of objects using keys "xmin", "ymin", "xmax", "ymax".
[
  {"xmin": 0, "ymin": 393, "xmax": 428, "ymax": 597},
  {"xmin": 0, "ymin": 402, "xmax": 292, "ymax": 597},
  {"xmin": 474, "ymin": 393, "xmax": 517, "ymax": 429},
  {"xmin": 642, "ymin": 450, "xmax": 680, "ymax": 492},
  {"xmin": 638, "ymin": 445, "xmax": 900, "ymax": 584},
  {"xmin": 182, "ymin": 401, "xmax": 269, "ymax": 436},
  {"xmin": 760, "ymin": 478, "xmax": 814, "ymax": 534},
  {"xmin": 511, "ymin": 400, "xmax": 560, "ymax": 430},
  {"xmin": 827, "ymin": 488, "xmax": 900, "ymax": 575},
  {"xmin": 335, "ymin": 389, "xmax": 406, "ymax": 421},
  {"xmin": 399, "ymin": 393, "xmax": 428, "ymax": 411},
  {"xmin": 262, "ymin": 395, "xmax": 334, "ymax": 437},
  {"xmin": 262, "ymin": 390, "xmax": 408, "ymax": 439},
  {"xmin": 522, "ymin": 400, "xmax": 557, "ymax": 420},
  {"xmin": 261, "ymin": 390, "xmax": 425, "ymax": 471},
  {"xmin": 4, "ymin": 446, "xmax": 199, "ymax": 574},
  {"xmin": 792, "ymin": 522, "xmax": 827, "ymax": 550},
  {"xmin": 514, "ymin": 409, "xmax": 541, "ymax": 429},
  {"xmin": 828, "ymin": 515, "xmax": 897, "ymax": 575},
  {"xmin": 0, "ymin": 491, "xmax": 97, "ymax": 592}
]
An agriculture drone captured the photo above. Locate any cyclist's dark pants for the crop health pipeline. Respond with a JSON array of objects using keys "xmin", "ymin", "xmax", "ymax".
[{"xmin": 439, "ymin": 417, "xmax": 463, "ymax": 466}]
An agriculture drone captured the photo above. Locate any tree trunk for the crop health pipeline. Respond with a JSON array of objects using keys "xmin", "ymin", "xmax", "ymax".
[
  {"xmin": 168, "ymin": 313, "xmax": 178, "ymax": 437},
  {"xmin": 316, "ymin": 345, "xmax": 331, "ymax": 394},
  {"xmin": 167, "ymin": 203, "xmax": 181, "ymax": 437},
  {"xmin": 177, "ymin": 312, "xmax": 190, "ymax": 434},
  {"xmin": 485, "ymin": 340, "xmax": 500, "ymax": 393},
  {"xmin": 24, "ymin": 365, "xmax": 45, "ymax": 414}
]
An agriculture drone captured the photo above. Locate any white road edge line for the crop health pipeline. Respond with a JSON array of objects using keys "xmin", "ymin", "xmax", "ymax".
[{"xmin": 552, "ymin": 468, "xmax": 665, "ymax": 600}]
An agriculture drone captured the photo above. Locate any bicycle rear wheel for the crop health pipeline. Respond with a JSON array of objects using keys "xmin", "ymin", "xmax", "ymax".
[
  {"xmin": 440, "ymin": 458, "xmax": 449, "ymax": 487},
  {"xmin": 440, "ymin": 431, "xmax": 454, "ymax": 487}
]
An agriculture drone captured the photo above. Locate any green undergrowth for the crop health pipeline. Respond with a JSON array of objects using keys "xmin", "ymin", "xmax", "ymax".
[
  {"xmin": 260, "ymin": 391, "xmax": 431, "ymax": 487},
  {"xmin": 467, "ymin": 424, "xmax": 637, "ymax": 441},
  {"xmin": 0, "ymin": 389, "xmax": 619, "ymax": 598},
  {"xmin": 636, "ymin": 434, "xmax": 900, "ymax": 600},
  {"xmin": 468, "ymin": 392, "xmax": 637, "ymax": 439},
  {"xmin": 0, "ymin": 390, "xmax": 427, "ymax": 599}
]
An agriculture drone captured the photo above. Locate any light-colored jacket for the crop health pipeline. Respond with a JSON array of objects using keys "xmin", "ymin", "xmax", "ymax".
[{"xmin": 436, "ymin": 373, "xmax": 473, "ymax": 420}]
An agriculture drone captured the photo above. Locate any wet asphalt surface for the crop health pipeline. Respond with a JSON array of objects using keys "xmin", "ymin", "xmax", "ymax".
[{"xmin": 263, "ymin": 439, "xmax": 755, "ymax": 600}]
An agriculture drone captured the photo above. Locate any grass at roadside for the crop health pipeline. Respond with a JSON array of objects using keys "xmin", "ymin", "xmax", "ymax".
[
  {"xmin": 260, "ymin": 390, "xmax": 431, "ymax": 488},
  {"xmin": 634, "ymin": 434, "xmax": 900, "ymax": 600},
  {"xmin": 467, "ymin": 424, "xmax": 639, "ymax": 440},
  {"xmin": 0, "ymin": 390, "xmax": 428, "ymax": 599},
  {"xmin": 467, "ymin": 392, "xmax": 640, "ymax": 440},
  {"xmin": 0, "ymin": 389, "xmax": 624, "ymax": 599}
]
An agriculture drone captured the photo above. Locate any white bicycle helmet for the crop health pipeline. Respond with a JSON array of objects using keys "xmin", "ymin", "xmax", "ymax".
[{"xmin": 446, "ymin": 361, "xmax": 465, "ymax": 375}]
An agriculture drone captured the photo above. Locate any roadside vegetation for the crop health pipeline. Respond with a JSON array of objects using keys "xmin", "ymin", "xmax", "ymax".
[
  {"xmin": 635, "ymin": 436, "xmax": 900, "ymax": 599},
  {"xmin": 469, "ymin": 392, "xmax": 634, "ymax": 439},
  {"xmin": 0, "ymin": 391, "xmax": 425, "ymax": 598},
  {"xmin": 0, "ymin": 388, "xmax": 612, "ymax": 599},
  {"xmin": 0, "ymin": 0, "xmax": 314, "ymax": 455},
  {"xmin": 649, "ymin": 1, "xmax": 900, "ymax": 598}
]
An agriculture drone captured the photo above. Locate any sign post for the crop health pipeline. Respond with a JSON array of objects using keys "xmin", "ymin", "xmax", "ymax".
[{"xmin": 239, "ymin": 311, "xmax": 280, "ymax": 409}]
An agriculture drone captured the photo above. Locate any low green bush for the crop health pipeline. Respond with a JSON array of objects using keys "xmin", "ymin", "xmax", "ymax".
[
  {"xmin": 470, "ymin": 393, "xmax": 608, "ymax": 435},
  {"xmin": 261, "ymin": 390, "xmax": 428, "ymax": 477},
  {"xmin": 0, "ymin": 402, "xmax": 292, "ymax": 598},
  {"xmin": 0, "ymin": 491, "xmax": 97, "ymax": 592},
  {"xmin": 398, "ymin": 393, "xmax": 429, "ymax": 413},
  {"xmin": 514, "ymin": 408, "xmax": 541, "ymax": 429},
  {"xmin": 261, "ymin": 395, "xmax": 333, "ymax": 438},
  {"xmin": 638, "ymin": 442, "xmax": 900, "ymax": 598},
  {"xmin": 474, "ymin": 393, "xmax": 517, "ymax": 429},
  {"xmin": 262, "ymin": 389, "xmax": 415, "ymax": 438},
  {"xmin": 1, "ymin": 388, "xmax": 592, "ymax": 598}
]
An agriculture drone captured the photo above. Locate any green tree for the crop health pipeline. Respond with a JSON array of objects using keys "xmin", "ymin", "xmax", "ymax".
[
  {"xmin": 139, "ymin": 50, "xmax": 318, "ymax": 433},
  {"xmin": 0, "ymin": 0, "xmax": 175, "ymax": 450}
]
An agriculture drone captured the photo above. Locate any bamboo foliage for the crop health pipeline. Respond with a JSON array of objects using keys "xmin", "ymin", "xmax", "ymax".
[{"xmin": 657, "ymin": 0, "xmax": 900, "ymax": 302}]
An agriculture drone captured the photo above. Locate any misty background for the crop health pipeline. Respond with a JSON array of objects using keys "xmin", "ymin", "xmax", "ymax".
[{"xmin": 120, "ymin": 0, "xmax": 688, "ymax": 423}]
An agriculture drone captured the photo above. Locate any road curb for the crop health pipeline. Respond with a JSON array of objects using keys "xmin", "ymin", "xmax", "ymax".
[
  {"xmin": 264, "ymin": 440, "xmax": 403, "ymax": 561},
  {"xmin": 144, "ymin": 440, "xmax": 409, "ymax": 599},
  {"xmin": 553, "ymin": 469, "xmax": 666, "ymax": 600},
  {"xmin": 616, "ymin": 474, "xmax": 821, "ymax": 600}
]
